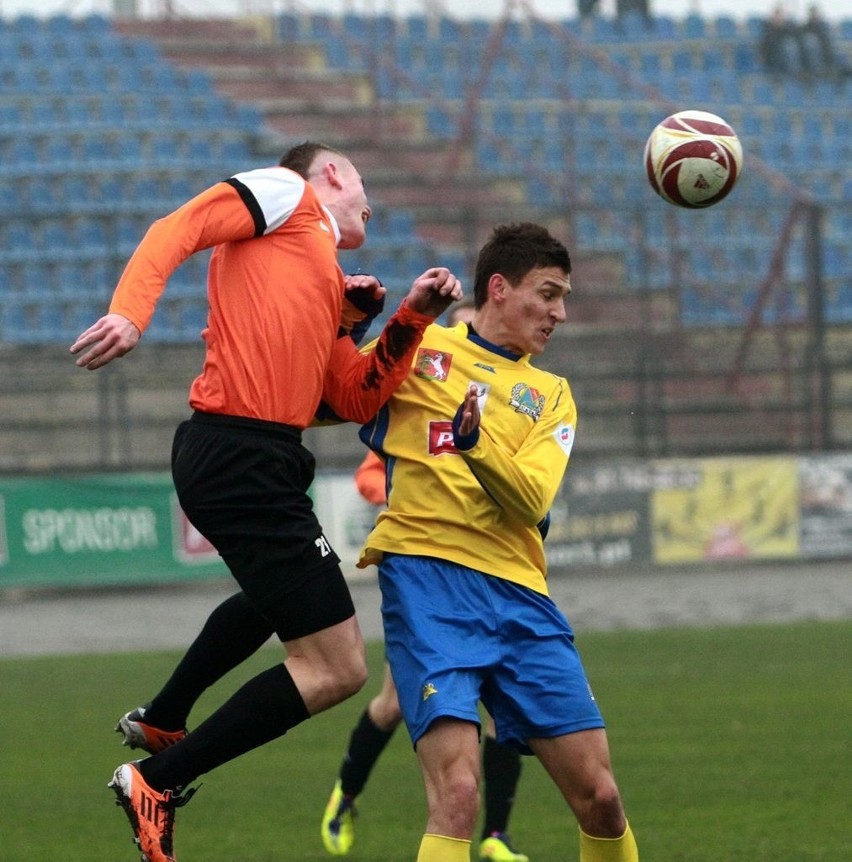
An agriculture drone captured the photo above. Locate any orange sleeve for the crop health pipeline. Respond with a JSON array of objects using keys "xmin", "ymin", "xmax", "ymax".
[
  {"xmin": 354, "ymin": 451, "xmax": 387, "ymax": 506},
  {"xmin": 109, "ymin": 182, "xmax": 257, "ymax": 332},
  {"xmin": 322, "ymin": 301, "xmax": 433, "ymax": 424}
]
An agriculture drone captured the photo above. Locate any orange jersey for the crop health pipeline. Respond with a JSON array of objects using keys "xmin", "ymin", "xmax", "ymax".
[
  {"xmin": 109, "ymin": 166, "xmax": 431, "ymax": 427},
  {"xmin": 354, "ymin": 450, "xmax": 387, "ymax": 506}
]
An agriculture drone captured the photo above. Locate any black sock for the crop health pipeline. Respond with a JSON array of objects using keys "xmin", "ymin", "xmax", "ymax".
[
  {"xmin": 338, "ymin": 708, "xmax": 397, "ymax": 798},
  {"xmin": 480, "ymin": 736, "xmax": 522, "ymax": 839},
  {"xmin": 144, "ymin": 591, "xmax": 274, "ymax": 730},
  {"xmin": 140, "ymin": 663, "xmax": 308, "ymax": 792}
]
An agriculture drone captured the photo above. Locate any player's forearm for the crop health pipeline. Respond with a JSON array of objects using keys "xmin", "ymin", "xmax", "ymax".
[
  {"xmin": 322, "ymin": 301, "xmax": 433, "ymax": 424},
  {"xmin": 461, "ymin": 429, "xmax": 566, "ymax": 527},
  {"xmin": 109, "ymin": 218, "xmax": 188, "ymax": 331}
]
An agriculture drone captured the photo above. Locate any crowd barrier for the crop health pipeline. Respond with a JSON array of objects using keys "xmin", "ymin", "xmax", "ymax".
[{"xmin": 1, "ymin": 452, "xmax": 850, "ymax": 589}]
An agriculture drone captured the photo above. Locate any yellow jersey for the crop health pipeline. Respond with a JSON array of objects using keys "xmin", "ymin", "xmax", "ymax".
[{"xmin": 358, "ymin": 321, "xmax": 577, "ymax": 595}]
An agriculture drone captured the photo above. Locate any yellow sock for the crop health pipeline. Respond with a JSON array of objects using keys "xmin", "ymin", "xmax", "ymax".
[
  {"xmin": 416, "ymin": 833, "xmax": 472, "ymax": 862},
  {"xmin": 579, "ymin": 822, "xmax": 639, "ymax": 862}
]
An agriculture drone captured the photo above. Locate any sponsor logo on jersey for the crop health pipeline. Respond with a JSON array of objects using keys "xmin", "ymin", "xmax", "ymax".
[
  {"xmin": 555, "ymin": 423, "xmax": 575, "ymax": 456},
  {"xmin": 474, "ymin": 362, "xmax": 496, "ymax": 374},
  {"xmin": 428, "ymin": 420, "xmax": 457, "ymax": 455},
  {"xmin": 470, "ymin": 381, "xmax": 490, "ymax": 412},
  {"xmin": 415, "ymin": 348, "xmax": 452, "ymax": 382},
  {"xmin": 509, "ymin": 382, "xmax": 544, "ymax": 420},
  {"xmin": 422, "ymin": 683, "xmax": 438, "ymax": 701}
]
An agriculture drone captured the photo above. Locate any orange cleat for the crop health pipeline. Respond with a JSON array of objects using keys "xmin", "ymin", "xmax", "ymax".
[
  {"xmin": 108, "ymin": 761, "xmax": 195, "ymax": 862},
  {"xmin": 116, "ymin": 707, "xmax": 187, "ymax": 755}
]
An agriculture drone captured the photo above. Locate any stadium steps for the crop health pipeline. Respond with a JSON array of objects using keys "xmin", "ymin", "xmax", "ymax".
[
  {"xmin": 262, "ymin": 102, "xmax": 428, "ymax": 147},
  {"xmin": 105, "ymin": 15, "xmax": 529, "ymax": 274}
]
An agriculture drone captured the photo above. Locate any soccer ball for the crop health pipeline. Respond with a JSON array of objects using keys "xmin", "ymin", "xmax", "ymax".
[{"xmin": 644, "ymin": 110, "xmax": 743, "ymax": 208}]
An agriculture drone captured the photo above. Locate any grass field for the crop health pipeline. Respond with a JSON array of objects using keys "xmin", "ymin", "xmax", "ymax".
[{"xmin": 1, "ymin": 619, "xmax": 849, "ymax": 861}]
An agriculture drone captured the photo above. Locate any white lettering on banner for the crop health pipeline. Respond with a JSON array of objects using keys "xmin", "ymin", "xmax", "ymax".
[{"xmin": 21, "ymin": 507, "xmax": 158, "ymax": 554}]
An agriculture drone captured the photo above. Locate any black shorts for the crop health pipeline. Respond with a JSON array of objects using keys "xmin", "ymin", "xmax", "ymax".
[{"xmin": 171, "ymin": 411, "xmax": 355, "ymax": 640}]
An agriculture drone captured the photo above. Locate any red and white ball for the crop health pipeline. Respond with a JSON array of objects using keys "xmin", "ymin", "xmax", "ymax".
[{"xmin": 644, "ymin": 109, "xmax": 743, "ymax": 208}]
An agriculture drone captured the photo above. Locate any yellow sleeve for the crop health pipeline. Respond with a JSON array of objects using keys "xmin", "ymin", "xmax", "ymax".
[
  {"xmin": 109, "ymin": 182, "xmax": 257, "ymax": 332},
  {"xmin": 461, "ymin": 381, "xmax": 577, "ymax": 527}
]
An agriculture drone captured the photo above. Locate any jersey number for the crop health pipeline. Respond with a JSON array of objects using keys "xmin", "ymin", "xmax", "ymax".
[{"xmin": 315, "ymin": 534, "xmax": 332, "ymax": 557}]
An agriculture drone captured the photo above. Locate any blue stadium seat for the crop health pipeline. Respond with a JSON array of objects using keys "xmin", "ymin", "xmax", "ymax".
[
  {"xmin": 439, "ymin": 16, "xmax": 462, "ymax": 44},
  {"xmin": 124, "ymin": 38, "xmax": 159, "ymax": 63},
  {"xmin": 683, "ymin": 14, "xmax": 706, "ymax": 39},
  {"xmin": 671, "ymin": 50, "xmax": 694, "ymax": 75},
  {"xmin": 309, "ymin": 14, "xmax": 336, "ymax": 39},
  {"xmin": 38, "ymin": 220, "xmax": 74, "ymax": 253},
  {"xmin": 714, "ymin": 16, "xmax": 738, "ymax": 38},
  {"xmin": 733, "ymin": 44, "xmax": 758, "ymax": 73},
  {"xmin": 652, "ymin": 16, "xmax": 678, "ymax": 40},
  {"xmin": 5, "ymin": 221, "xmax": 32, "ymax": 251},
  {"xmin": 184, "ymin": 68, "xmax": 213, "ymax": 93},
  {"xmin": 406, "ymin": 15, "xmax": 429, "ymax": 42},
  {"xmin": 81, "ymin": 13, "xmax": 111, "ymax": 36},
  {"xmin": 78, "ymin": 219, "xmax": 108, "ymax": 253},
  {"xmin": 618, "ymin": 11, "xmax": 649, "ymax": 41},
  {"xmin": 0, "ymin": 299, "xmax": 32, "ymax": 343},
  {"xmin": 0, "ymin": 102, "xmax": 23, "ymax": 129},
  {"xmin": 277, "ymin": 12, "xmax": 299, "ymax": 41}
]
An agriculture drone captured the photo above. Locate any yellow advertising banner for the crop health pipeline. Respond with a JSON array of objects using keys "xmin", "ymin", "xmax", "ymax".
[{"xmin": 652, "ymin": 457, "xmax": 799, "ymax": 564}]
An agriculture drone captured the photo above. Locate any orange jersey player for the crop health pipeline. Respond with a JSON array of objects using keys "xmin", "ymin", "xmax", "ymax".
[{"xmin": 71, "ymin": 141, "xmax": 462, "ymax": 862}]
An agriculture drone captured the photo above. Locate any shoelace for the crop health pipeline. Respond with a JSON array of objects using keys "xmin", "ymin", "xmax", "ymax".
[
  {"xmin": 156, "ymin": 786, "xmax": 199, "ymax": 854},
  {"xmin": 331, "ymin": 797, "xmax": 357, "ymax": 828}
]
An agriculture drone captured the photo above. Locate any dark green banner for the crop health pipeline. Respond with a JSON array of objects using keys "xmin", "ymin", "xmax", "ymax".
[{"xmin": 0, "ymin": 473, "xmax": 226, "ymax": 588}]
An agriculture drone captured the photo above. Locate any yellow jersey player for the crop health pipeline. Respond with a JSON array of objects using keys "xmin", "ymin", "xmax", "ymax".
[{"xmin": 357, "ymin": 223, "xmax": 639, "ymax": 862}]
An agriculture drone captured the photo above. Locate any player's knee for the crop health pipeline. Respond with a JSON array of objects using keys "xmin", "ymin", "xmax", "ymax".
[
  {"xmin": 338, "ymin": 655, "xmax": 369, "ymax": 699},
  {"xmin": 370, "ymin": 692, "xmax": 403, "ymax": 730},
  {"xmin": 320, "ymin": 651, "xmax": 368, "ymax": 704},
  {"xmin": 432, "ymin": 771, "xmax": 480, "ymax": 835},
  {"xmin": 577, "ymin": 783, "xmax": 627, "ymax": 838}
]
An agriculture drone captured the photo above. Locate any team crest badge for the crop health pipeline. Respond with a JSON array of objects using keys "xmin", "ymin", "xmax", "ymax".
[
  {"xmin": 422, "ymin": 683, "xmax": 438, "ymax": 701},
  {"xmin": 415, "ymin": 348, "xmax": 452, "ymax": 382},
  {"xmin": 509, "ymin": 382, "xmax": 545, "ymax": 420}
]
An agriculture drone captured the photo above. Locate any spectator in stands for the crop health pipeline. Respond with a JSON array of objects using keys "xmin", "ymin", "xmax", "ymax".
[
  {"xmin": 70, "ymin": 141, "xmax": 462, "ymax": 862},
  {"xmin": 615, "ymin": 0, "xmax": 653, "ymax": 28},
  {"xmin": 800, "ymin": 4, "xmax": 850, "ymax": 85},
  {"xmin": 577, "ymin": 0, "xmax": 600, "ymax": 21},
  {"xmin": 759, "ymin": 3, "xmax": 804, "ymax": 78}
]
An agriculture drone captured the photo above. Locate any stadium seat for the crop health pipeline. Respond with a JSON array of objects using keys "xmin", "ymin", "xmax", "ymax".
[
  {"xmin": 4, "ymin": 10, "xmax": 849, "ymax": 339},
  {"xmin": 714, "ymin": 16, "xmax": 738, "ymax": 38},
  {"xmin": 80, "ymin": 13, "xmax": 111, "ymax": 35},
  {"xmin": 78, "ymin": 219, "xmax": 108, "ymax": 254},
  {"xmin": 652, "ymin": 16, "xmax": 678, "ymax": 40},
  {"xmin": 683, "ymin": 14, "xmax": 706, "ymax": 39}
]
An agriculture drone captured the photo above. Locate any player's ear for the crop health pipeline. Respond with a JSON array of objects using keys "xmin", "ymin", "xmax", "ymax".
[
  {"xmin": 488, "ymin": 273, "xmax": 507, "ymax": 304},
  {"xmin": 322, "ymin": 160, "xmax": 343, "ymax": 189}
]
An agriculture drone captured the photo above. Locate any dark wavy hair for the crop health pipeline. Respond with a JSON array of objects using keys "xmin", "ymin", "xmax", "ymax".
[{"xmin": 473, "ymin": 222, "xmax": 571, "ymax": 308}]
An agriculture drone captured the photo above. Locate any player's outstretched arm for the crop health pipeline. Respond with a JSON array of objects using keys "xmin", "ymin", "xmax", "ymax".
[
  {"xmin": 70, "ymin": 313, "xmax": 141, "ymax": 370},
  {"xmin": 321, "ymin": 267, "xmax": 463, "ymax": 423}
]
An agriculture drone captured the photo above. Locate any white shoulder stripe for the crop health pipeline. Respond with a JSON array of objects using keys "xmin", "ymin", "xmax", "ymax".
[{"xmin": 229, "ymin": 166, "xmax": 306, "ymax": 234}]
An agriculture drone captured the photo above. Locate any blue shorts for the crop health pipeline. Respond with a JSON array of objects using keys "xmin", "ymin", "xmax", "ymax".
[{"xmin": 378, "ymin": 554, "xmax": 604, "ymax": 754}]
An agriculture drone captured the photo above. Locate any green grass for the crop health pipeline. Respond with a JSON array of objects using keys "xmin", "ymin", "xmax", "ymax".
[{"xmin": 1, "ymin": 620, "xmax": 850, "ymax": 861}]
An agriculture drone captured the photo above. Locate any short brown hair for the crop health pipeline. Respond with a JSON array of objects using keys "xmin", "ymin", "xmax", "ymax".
[{"xmin": 279, "ymin": 141, "xmax": 348, "ymax": 179}]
